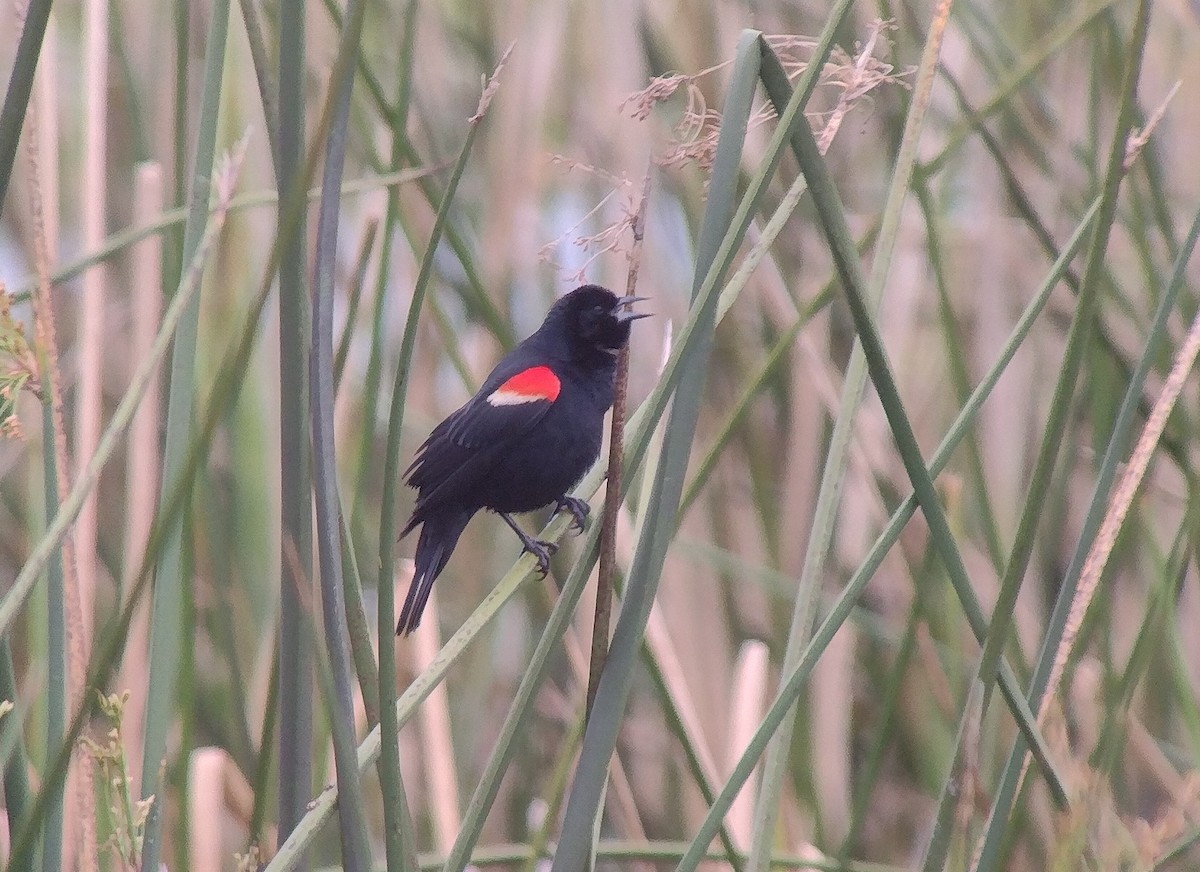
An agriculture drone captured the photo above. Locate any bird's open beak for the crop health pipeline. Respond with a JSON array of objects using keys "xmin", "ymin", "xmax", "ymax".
[{"xmin": 612, "ymin": 295, "xmax": 652, "ymax": 323}]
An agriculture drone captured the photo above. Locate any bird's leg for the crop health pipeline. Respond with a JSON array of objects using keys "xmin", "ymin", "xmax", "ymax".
[
  {"xmin": 498, "ymin": 512, "xmax": 558, "ymax": 576},
  {"xmin": 553, "ymin": 496, "xmax": 590, "ymax": 533}
]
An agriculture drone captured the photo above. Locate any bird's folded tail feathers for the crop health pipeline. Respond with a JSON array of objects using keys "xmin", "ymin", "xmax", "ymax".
[
  {"xmin": 396, "ymin": 509, "xmax": 471, "ymax": 635},
  {"xmin": 398, "ymin": 511, "xmax": 420, "ymax": 540}
]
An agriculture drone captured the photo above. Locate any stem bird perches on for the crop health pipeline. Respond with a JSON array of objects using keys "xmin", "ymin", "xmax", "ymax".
[{"xmin": 586, "ymin": 169, "xmax": 651, "ymax": 720}]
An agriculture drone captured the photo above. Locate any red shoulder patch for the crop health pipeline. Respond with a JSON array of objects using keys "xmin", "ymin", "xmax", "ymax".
[{"xmin": 487, "ymin": 365, "xmax": 561, "ymax": 406}]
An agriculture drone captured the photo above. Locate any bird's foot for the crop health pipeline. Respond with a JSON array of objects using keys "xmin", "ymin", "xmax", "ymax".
[
  {"xmin": 498, "ymin": 511, "xmax": 559, "ymax": 576},
  {"xmin": 554, "ymin": 496, "xmax": 590, "ymax": 533},
  {"xmin": 523, "ymin": 538, "xmax": 559, "ymax": 577}
]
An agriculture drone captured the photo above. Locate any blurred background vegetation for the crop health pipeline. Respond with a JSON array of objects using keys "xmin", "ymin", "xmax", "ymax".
[{"xmin": 1, "ymin": 0, "xmax": 1199, "ymax": 870}]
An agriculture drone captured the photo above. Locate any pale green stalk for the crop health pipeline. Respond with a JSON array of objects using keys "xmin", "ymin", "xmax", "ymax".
[
  {"xmin": 137, "ymin": 2, "xmax": 231, "ymax": 867},
  {"xmin": 309, "ymin": 0, "xmax": 373, "ymax": 864},
  {"xmin": 275, "ymin": 1, "xmax": 313, "ymax": 859}
]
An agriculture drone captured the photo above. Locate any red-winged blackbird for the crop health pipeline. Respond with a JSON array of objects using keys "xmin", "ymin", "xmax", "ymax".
[{"xmin": 397, "ymin": 284, "xmax": 648, "ymax": 635}]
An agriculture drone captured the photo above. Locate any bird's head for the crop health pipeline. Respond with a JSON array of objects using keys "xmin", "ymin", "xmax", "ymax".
[{"xmin": 552, "ymin": 284, "xmax": 650, "ymax": 357}]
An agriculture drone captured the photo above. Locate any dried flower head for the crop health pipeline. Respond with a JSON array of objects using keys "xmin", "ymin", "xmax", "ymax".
[
  {"xmin": 471, "ymin": 42, "xmax": 515, "ymax": 125},
  {"xmin": 624, "ymin": 21, "xmax": 913, "ymax": 169},
  {"xmin": 540, "ymin": 159, "xmax": 639, "ymax": 282},
  {"xmin": 624, "ymin": 64, "xmax": 725, "ymax": 171},
  {"xmin": 620, "ymin": 72, "xmax": 694, "ymax": 121},
  {"xmin": 1125, "ymin": 80, "xmax": 1180, "ymax": 171},
  {"xmin": 81, "ymin": 688, "xmax": 148, "ymax": 867},
  {"xmin": 235, "ymin": 846, "xmax": 262, "ymax": 872}
]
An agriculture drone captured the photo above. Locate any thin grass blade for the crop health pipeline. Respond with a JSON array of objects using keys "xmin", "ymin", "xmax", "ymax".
[
  {"xmin": 0, "ymin": 0, "xmax": 52, "ymax": 210},
  {"xmin": 309, "ymin": 0, "xmax": 373, "ymax": 864},
  {"xmin": 274, "ymin": 1, "xmax": 314, "ymax": 860}
]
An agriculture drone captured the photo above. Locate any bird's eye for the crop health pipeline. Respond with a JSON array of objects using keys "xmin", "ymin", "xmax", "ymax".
[{"xmin": 592, "ymin": 305, "xmax": 604, "ymax": 315}]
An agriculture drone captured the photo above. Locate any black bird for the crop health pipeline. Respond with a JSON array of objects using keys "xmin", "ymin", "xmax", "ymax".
[{"xmin": 397, "ymin": 284, "xmax": 649, "ymax": 634}]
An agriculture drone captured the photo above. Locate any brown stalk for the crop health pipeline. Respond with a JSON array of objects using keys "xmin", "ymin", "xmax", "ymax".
[
  {"xmin": 22, "ymin": 14, "xmax": 100, "ymax": 866},
  {"xmin": 1045, "ymin": 301, "xmax": 1200, "ymax": 715},
  {"xmin": 585, "ymin": 169, "xmax": 651, "ymax": 719}
]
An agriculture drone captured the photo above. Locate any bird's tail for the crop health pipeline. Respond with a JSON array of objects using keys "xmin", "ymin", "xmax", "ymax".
[{"xmin": 397, "ymin": 509, "xmax": 471, "ymax": 635}]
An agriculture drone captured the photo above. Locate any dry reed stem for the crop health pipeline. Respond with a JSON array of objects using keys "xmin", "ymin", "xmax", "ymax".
[
  {"xmin": 117, "ymin": 162, "xmax": 164, "ymax": 797},
  {"xmin": 811, "ymin": 625, "xmax": 855, "ymax": 844},
  {"xmin": 5, "ymin": 138, "xmax": 245, "ymax": 868},
  {"xmin": 1045, "ymin": 301, "xmax": 1200, "ymax": 716},
  {"xmin": 726, "ymin": 640, "xmax": 769, "ymax": 850},
  {"xmin": 21, "ymin": 8, "xmax": 100, "ymax": 864},
  {"xmin": 30, "ymin": 16, "xmax": 77, "ymax": 867},
  {"xmin": 188, "ymin": 747, "xmax": 261, "ymax": 871},
  {"xmin": 74, "ymin": 0, "xmax": 108, "ymax": 658},
  {"xmin": 411, "ymin": 597, "xmax": 462, "ymax": 853},
  {"xmin": 643, "ymin": 599, "xmax": 724, "ymax": 790},
  {"xmin": 606, "ymin": 754, "xmax": 650, "ymax": 856},
  {"xmin": 961, "ymin": 86, "xmax": 1180, "ymax": 871},
  {"xmin": 586, "ymin": 168, "xmax": 650, "ymax": 717},
  {"xmin": 31, "ymin": 11, "xmax": 58, "ymax": 256},
  {"xmin": 280, "ymin": 531, "xmax": 318, "ymax": 637}
]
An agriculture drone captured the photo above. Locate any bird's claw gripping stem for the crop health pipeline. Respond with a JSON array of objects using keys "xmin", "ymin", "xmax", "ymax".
[
  {"xmin": 554, "ymin": 496, "xmax": 590, "ymax": 533},
  {"xmin": 499, "ymin": 512, "xmax": 559, "ymax": 576},
  {"xmin": 525, "ymin": 539, "xmax": 558, "ymax": 577}
]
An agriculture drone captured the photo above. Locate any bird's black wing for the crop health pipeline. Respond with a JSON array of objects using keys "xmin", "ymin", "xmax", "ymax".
[
  {"xmin": 445, "ymin": 363, "xmax": 562, "ymax": 447},
  {"xmin": 404, "ymin": 362, "xmax": 562, "ymax": 513}
]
